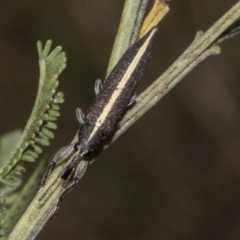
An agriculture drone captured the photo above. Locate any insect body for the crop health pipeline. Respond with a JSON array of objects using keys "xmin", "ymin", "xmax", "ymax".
[
  {"xmin": 75, "ymin": 27, "xmax": 158, "ymax": 159},
  {"xmin": 41, "ymin": 28, "xmax": 157, "ymax": 206}
]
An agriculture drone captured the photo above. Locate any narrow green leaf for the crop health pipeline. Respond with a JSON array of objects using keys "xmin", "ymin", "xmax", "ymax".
[
  {"xmin": 48, "ymin": 110, "xmax": 60, "ymax": 117},
  {"xmin": 41, "ymin": 40, "xmax": 52, "ymax": 58},
  {"xmin": 44, "ymin": 122, "xmax": 57, "ymax": 129},
  {"xmin": 21, "ymin": 155, "xmax": 35, "ymax": 162},
  {"xmin": 37, "ymin": 41, "xmax": 42, "ymax": 58},
  {"xmin": 31, "ymin": 145, "xmax": 42, "ymax": 154},
  {"xmin": 41, "ymin": 128, "xmax": 54, "ymax": 139}
]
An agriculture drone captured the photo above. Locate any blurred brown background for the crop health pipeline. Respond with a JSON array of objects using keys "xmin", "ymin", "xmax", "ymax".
[{"xmin": 1, "ymin": 0, "xmax": 240, "ymax": 239}]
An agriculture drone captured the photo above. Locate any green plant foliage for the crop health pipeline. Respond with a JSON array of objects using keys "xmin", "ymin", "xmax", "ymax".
[
  {"xmin": 4, "ymin": 155, "xmax": 51, "ymax": 236},
  {"xmin": 0, "ymin": 130, "xmax": 22, "ymax": 170},
  {"xmin": 0, "ymin": 131, "xmax": 24, "ymax": 188},
  {"xmin": 0, "ymin": 40, "xmax": 66, "ymax": 187}
]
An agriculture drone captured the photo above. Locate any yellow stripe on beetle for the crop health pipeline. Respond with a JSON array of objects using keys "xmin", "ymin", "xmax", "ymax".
[{"xmin": 87, "ymin": 28, "xmax": 157, "ymax": 143}]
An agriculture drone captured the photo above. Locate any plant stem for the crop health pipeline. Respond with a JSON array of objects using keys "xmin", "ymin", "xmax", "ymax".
[{"xmin": 106, "ymin": 0, "xmax": 149, "ymax": 77}]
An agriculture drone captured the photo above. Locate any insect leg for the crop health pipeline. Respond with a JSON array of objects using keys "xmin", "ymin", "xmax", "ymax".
[
  {"xmin": 50, "ymin": 160, "xmax": 89, "ymax": 218},
  {"xmin": 61, "ymin": 160, "xmax": 88, "ymax": 201},
  {"xmin": 94, "ymin": 79, "xmax": 103, "ymax": 95},
  {"xmin": 76, "ymin": 108, "xmax": 85, "ymax": 124},
  {"xmin": 39, "ymin": 142, "xmax": 76, "ymax": 188},
  {"xmin": 61, "ymin": 154, "xmax": 80, "ymax": 180}
]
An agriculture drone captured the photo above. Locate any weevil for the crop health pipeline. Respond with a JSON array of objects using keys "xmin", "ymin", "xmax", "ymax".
[{"xmin": 40, "ymin": 27, "xmax": 158, "ymax": 207}]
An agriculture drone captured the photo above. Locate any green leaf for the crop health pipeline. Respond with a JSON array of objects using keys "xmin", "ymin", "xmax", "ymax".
[
  {"xmin": 0, "ymin": 41, "xmax": 67, "ymax": 186},
  {"xmin": 0, "ymin": 130, "xmax": 22, "ymax": 170}
]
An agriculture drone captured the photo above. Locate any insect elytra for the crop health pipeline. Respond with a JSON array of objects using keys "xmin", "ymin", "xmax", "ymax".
[{"xmin": 74, "ymin": 27, "xmax": 158, "ymax": 159}]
